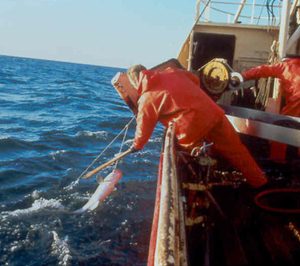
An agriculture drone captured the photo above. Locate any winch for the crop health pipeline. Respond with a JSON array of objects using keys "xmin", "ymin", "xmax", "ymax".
[{"xmin": 198, "ymin": 58, "xmax": 243, "ymax": 99}]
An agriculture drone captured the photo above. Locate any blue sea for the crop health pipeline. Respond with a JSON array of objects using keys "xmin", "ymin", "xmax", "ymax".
[{"xmin": 0, "ymin": 55, "xmax": 163, "ymax": 265}]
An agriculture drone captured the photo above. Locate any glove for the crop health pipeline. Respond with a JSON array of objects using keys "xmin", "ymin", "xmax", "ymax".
[{"xmin": 130, "ymin": 145, "xmax": 139, "ymax": 153}]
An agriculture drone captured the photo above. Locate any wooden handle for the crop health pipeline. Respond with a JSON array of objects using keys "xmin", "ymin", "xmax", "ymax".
[{"xmin": 82, "ymin": 148, "xmax": 132, "ymax": 179}]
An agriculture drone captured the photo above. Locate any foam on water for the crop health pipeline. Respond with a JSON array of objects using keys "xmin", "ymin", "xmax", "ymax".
[
  {"xmin": 63, "ymin": 179, "xmax": 80, "ymax": 191},
  {"xmin": 1, "ymin": 198, "xmax": 64, "ymax": 218},
  {"xmin": 24, "ymin": 189, "xmax": 41, "ymax": 200},
  {"xmin": 51, "ymin": 231, "xmax": 72, "ymax": 266},
  {"xmin": 76, "ymin": 130, "xmax": 108, "ymax": 139}
]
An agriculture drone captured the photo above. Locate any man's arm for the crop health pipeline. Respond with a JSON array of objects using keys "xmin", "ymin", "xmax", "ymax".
[
  {"xmin": 133, "ymin": 92, "xmax": 160, "ymax": 150},
  {"xmin": 242, "ymin": 63, "xmax": 285, "ymax": 81}
]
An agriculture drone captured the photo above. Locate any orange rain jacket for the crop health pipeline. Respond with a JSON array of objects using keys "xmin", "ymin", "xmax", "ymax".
[
  {"xmin": 242, "ymin": 58, "xmax": 300, "ymax": 117},
  {"xmin": 133, "ymin": 67, "xmax": 224, "ymax": 150},
  {"xmin": 133, "ymin": 67, "xmax": 267, "ymax": 188}
]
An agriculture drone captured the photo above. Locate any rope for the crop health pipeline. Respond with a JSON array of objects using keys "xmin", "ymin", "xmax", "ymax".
[
  {"xmin": 76, "ymin": 116, "xmax": 135, "ymax": 180},
  {"xmin": 114, "ymin": 121, "xmax": 130, "ymax": 170},
  {"xmin": 257, "ymin": 0, "xmax": 267, "ymax": 25},
  {"xmin": 64, "ymin": 116, "xmax": 135, "ymax": 190}
]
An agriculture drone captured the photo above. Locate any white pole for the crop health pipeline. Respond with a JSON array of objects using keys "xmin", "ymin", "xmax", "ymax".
[
  {"xmin": 251, "ymin": 0, "xmax": 256, "ymax": 24},
  {"xmin": 187, "ymin": 31, "xmax": 195, "ymax": 71},
  {"xmin": 233, "ymin": 0, "xmax": 246, "ymax": 23},
  {"xmin": 205, "ymin": 1, "xmax": 211, "ymax": 21},
  {"xmin": 195, "ymin": 0, "xmax": 201, "ymax": 22}
]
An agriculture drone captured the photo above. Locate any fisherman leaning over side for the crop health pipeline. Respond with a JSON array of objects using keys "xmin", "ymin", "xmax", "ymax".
[{"xmin": 127, "ymin": 64, "xmax": 268, "ymax": 188}]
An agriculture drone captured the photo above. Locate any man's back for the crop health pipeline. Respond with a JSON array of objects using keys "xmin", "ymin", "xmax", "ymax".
[{"xmin": 135, "ymin": 68, "xmax": 224, "ymax": 150}]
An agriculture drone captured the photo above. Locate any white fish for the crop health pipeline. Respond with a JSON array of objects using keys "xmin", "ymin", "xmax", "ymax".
[{"xmin": 75, "ymin": 169, "xmax": 122, "ymax": 213}]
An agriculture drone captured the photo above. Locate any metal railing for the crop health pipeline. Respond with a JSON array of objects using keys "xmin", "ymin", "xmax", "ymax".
[
  {"xmin": 196, "ymin": 0, "xmax": 282, "ymax": 26},
  {"xmin": 154, "ymin": 124, "xmax": 188, "ymax": 266}
]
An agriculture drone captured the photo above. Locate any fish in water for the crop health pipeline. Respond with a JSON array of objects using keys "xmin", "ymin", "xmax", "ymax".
[{"xmin": 75, "ymin": 169, "xmax": 123, "ymax": 213}]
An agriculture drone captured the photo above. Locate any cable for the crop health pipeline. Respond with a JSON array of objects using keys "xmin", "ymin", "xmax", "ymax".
[
  {"xmin": 114, "ymin": 122, "xmax": 130, "ymax": 170},
  {"xmin": 270, "ymin": 0, "xmax": 277, "ymax": 25},
  {"xmin": 77, "ymin": 116, "xmax": 135, "ymax": 179},
  {"xmin": 257, "ymin": 0, "xmax": 268, "ymax": 24},
  {"xmin": 195, "ymin": 0, "xmax": 213, "ymax": 24}
]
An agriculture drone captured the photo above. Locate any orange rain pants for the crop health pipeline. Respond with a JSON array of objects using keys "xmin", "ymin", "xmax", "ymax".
[
  {"xmin": 133, "ymin": 67, "xmax": 267, "ymax": 188},
  {"xmin": 242, "ymin": 58, "xmax": 300, "ymax": 162}
]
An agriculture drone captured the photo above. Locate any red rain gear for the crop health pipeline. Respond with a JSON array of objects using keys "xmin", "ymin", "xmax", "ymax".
[
  {"xmin": 133, "ymin": 67, "xmax": 267, "ymax": 188},
  {"xmin": 242, "ymin": 59, "xmax": 300, "ymax": 161},
  {"xmin": 242, "ymin": 58, "xmax": 300, "ymax": 117}
]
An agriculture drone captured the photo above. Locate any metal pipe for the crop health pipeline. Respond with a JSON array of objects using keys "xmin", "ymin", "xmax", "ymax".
[
  {"xmin": 187, "ymin": 30, "xmax": 194, "ymax": 71},
  {"xmin": 250, "ymin": 0, "xmax": 256, "ymax": 24},
  {"xmin": 233, "ymin": 0, "xmax": 246, "ymax": 23},
  {"xmin": 204, "ymin": 1, "xmax": 211, "ymax": 21},
  {"xmin": 207, "ymin": 0, "xmax": 279, "ymax": 7},
  {"xmin": 196, "ymin": 0, "xmax": 201, "ymax": 21},
  {"xmin": 290, "ymin": 0, "xmax": 300, "ymax": 16}
]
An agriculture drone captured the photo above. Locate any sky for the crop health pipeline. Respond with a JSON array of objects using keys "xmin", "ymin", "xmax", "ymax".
[{"xmin": 0, "ymin": 0, "xmax": 196, "ymax": 68}]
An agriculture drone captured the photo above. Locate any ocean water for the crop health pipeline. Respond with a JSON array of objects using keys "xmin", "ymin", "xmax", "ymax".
[{"xmin": 0, "ymin": 55, "xmax": 163, "ymax": 265}]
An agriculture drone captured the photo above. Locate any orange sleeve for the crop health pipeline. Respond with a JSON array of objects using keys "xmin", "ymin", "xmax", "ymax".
[
  {"xmin": 133, "ymin": 92, "xmax": 160, "ymax": 150},
  {"xmin": 242, "ymin": 63, "xmax": 284, "ymax": 81}
]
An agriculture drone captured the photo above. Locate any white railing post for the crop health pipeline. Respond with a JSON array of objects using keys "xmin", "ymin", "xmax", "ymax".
[
  {"xmin": 251, "ymin": 0, "xmax": 256, "ymax": 24},
  {"xmin": 234, "ymin": 0, "xmax": 247, "ymax": 23},
  {"xmin": 195, "ymin": 0, "xmax": 201, "ymax": 22}
]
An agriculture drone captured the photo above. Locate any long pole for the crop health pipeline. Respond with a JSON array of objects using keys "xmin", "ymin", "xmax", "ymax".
[{"xmin": 82, "ymin": 148, "xmax": 132, "ymax": 179}]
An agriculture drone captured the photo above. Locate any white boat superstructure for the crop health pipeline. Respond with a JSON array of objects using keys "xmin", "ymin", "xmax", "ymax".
[{"xmin": 177, "ymin": 0, "xmax": 300, "ymax": 147}]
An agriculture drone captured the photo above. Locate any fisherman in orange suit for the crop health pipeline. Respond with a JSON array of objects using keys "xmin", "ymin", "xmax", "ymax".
[
  {"xmin": 242, "ymin": 57, "xmax": 300, "ymax": 162},
  {"xmin": 127, "ymin": 65, "xmax": 267, "ymax": 188}
]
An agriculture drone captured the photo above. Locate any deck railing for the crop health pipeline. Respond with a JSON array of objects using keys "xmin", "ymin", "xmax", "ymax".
[
  {"xmin": 151, "ymin": 124, "xmax": 188, "ymax": 266},
  {"xmin": 196, "ymin": 0, "xmax": 282, "ymax": 26}
]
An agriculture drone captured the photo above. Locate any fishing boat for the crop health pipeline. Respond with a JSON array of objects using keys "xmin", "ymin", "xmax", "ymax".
[{"xmin": 112, "ymin": 1, "xmax": 300, "ymax": 265}]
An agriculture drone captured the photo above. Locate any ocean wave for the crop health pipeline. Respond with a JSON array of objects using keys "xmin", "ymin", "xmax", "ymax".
[
  {"xmin": 0, "ymin": 169, "xmax": 31, "ymax": 185},
  {"xmin": 0, "ymin": 56, "xmax": 157, "ymax": 265},
  {"xmin": 1, "ymin": 77, "xmax": 29, "ymax": 84},
  {"xmin": 0, "ymin": 137, "xmax": 30, "ymax": 150},
  {"xmin": 123, "ymin": 136, "xmax": 162, "ymax": 145},
  {"xmin": 75, "ymin": 130, "xmax": 108, "ymax": 140},
  {"xmin": 1, "ymin": 198, "xmax": 64, "ymax": 218},
  {"xmin": 0, "ymin": 135, "xmax": 10, "ymax": 140},
  {"xmin": 0, "ymin": 136, "xmax": 51, "ymax": 153},
  {"xmin": 50, "ymin": 150, "xmax": 67, "ymax": 160},
  {"xmin": 24, "ymin": 189, "xmax": 42, "ymax": 200},
  {"xmin": 54, "ymin": 79, "xmax": 77, "ymax": 85}
]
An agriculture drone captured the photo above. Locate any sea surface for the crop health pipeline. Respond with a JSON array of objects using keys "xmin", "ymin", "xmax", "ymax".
[{"xmin": 0, "ymin": 55, "xmax": 163, "ymax": 266}]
